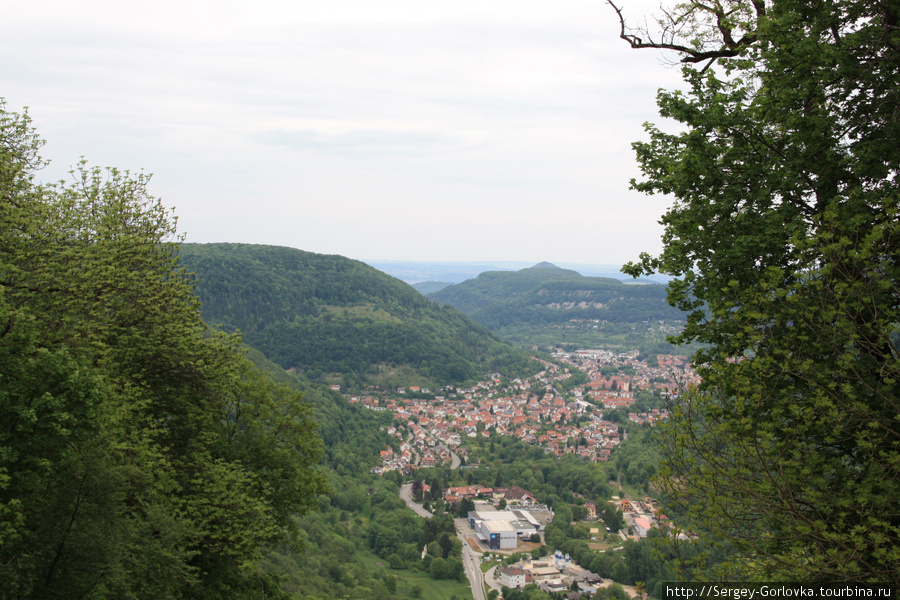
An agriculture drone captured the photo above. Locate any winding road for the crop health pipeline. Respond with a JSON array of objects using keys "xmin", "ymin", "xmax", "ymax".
[{"xmin": 398, "ymin": 483, "xmax": 434, "ymax": 519}]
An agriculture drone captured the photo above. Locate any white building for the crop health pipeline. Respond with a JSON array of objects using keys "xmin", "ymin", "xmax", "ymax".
[
  {"xmin": 473, "ymin": 519, "xmax": 518, "ymax": 550},
  {"xmin": 497, "ymin": 566, "xmax": 527, "ymax": 588},
  {"xmin": 468, "ymin": 509, "xmax": 543, "ymax": 550}
]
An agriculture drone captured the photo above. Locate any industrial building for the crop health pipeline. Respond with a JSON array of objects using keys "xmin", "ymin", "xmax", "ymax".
[{"xmin": 468, "ymin": 509, "xmax": 543, "ymax": 550}]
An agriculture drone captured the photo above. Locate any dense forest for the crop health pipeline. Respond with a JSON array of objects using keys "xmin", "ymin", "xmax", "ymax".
[{"xmin": 179, "ymin": 243, "xmax": 540, "ymax": 388}]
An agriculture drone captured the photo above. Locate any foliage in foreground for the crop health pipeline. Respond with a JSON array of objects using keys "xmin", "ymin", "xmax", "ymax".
[
  {"xmin": 0, "ymin": 101, "xmax": 328, "ymax": 599},
  {"xmin": 619, "ymin": 0, "xmax": 900, "ymax": 583}
]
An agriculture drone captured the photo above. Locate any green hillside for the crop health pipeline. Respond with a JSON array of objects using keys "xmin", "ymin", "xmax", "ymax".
[
  {"xmin": 425, "ymin": 263, "xmax": 687, "ymax": 351},
  {"xmin": 240, "ymin": 345, "xmax": 394, "ymax": 477},
  {"xmin": 179, "ymin": 243, "xmax": 539, "ymax": 388},
  {"xmin": 427, "ymin": 262, "xmax": 682, "ymax": 328}
]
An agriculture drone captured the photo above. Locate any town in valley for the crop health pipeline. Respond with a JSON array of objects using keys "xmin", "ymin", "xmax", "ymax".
[{"xmin": 357, "ymin": 348, "xmax": 699, "ymax": 475}]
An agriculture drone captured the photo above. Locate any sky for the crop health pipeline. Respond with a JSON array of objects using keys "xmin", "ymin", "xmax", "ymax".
[{"xmin": 3, "ymin": 0, "xmax": 684, "ymax": 266}]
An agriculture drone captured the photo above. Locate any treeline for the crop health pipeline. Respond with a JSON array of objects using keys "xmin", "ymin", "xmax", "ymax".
[
  {"xmin": 0, "ymin": 103, "xmax": 327, "ymax": 599},
  {"xmin": 179, "ymin": 243, "xmax": 431, "ymax": 329},
  {"xmin": 610, "ymin": 428, "xmax": 660, "ymax": 492},
  {"xmin": 179, "ymin": 243, "xmax": 540, "ymax": 388},
  {"xmin": 494, "ymin": 323, "xmax": 695, "ymax": 356},
  {"xmin": 253, "ymin": 310, "xmax": 520, "ymax": 383},
  {"xmin": 462, "ymin": 441, "xmax": 614, "ymax": 501}
]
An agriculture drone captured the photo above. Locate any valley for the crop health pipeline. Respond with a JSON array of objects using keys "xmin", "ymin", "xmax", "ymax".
[
  {"xmin": 6, "ymin": 4, "xmax": 897, "ymax": 592},
  {"xmin": 175, "ymin": 245, "xmax": 700, "ymax": 599},
  {"xmin": 221, "ymin": 252, "xmax": 694, "ymax": 600},
  {"xmin": 279, "ymin": 342, "xmax": 696, "ymax": 600}
]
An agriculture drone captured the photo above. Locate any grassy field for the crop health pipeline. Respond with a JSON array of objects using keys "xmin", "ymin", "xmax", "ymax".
[
  {"xmin": 357, "ymin": 552, "xmax": 474, "ymax": 600},
  {"xmin": 618, "ymin": 480, "xmax": 646, "ymax": 503}
]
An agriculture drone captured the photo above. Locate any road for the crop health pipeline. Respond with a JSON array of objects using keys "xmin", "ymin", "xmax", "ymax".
[
  {"xmin": 400, "ymin": 483, "xmax": 485, "ymax": 600},
  {"xmin": 461, "ymin": 540, "xmax": 486, "ymax": 600},
  {"xmin": 398, "ymin": 483, "xmax": 434, "ymax": 518},
  {"xmin": 450, "ymin": 450, "xmax": 461, "ymax": 470}
]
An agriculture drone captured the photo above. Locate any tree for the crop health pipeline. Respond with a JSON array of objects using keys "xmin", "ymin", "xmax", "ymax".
[
  {"xmin": 438, "ymin": 532, "xmax": 453, "ymax": 558},
  {"xmin": 412, "ymin": 479, "xmax": 424, "ymax": 502},
  {"xmin": 571, "ymin": 504, "xmax": 588, "ymax": 521},
  {"xmin": 602, "ymin": 504, "xmax": 625, "ymax": 534},
  {"xmin": 554, "ymin": 502, "xmax": 574, "ymax": 526},
  {"xmin": 0, "ymin": 100, "xmax": 328, "ymax": 598},
  {"xmin": 430, "ymin": 556, "xmax": 449, "ymax": 579},
  {"xmin": 388, "ymin": 553, "xmax": 404, "ymax": 569},
  {"xmin": 614, "ymin": 0, "xmax": 900, "ymax": 583},
  {"xmin": 457, "ymin": 496, "xmax": 476, "ymax": 517},
  {"xmin": 430, "ymin": 478, "xmax": 444, "ymax": 502}
]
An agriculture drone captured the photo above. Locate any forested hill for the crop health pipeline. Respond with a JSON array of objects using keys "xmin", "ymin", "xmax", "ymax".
[
  {"xmin": 179, "ymin": 243, "xmax": 539, "ymax": 388},
  {"xmin": 427, "ymin": 262, "xmax": 683, "ymax": 329}
]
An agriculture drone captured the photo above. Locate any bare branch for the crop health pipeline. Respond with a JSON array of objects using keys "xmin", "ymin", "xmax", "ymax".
[{"xmin": 606, "ymin": 0, "xmax": 761, "ymax": 64}]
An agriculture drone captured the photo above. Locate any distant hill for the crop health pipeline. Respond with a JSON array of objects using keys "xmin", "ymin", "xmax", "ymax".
[
  {"xmin": 530, "ymin": 261, "xmax": 563, "ymax": 270},
  {"xmin": 179, "ymin": 243, "xmax": 539, "ymax": 388},
  {"xmin": 365, "ymin": 260, "xmax": 672, "ymax": 285},
  {"xmin": 426, "ymin": 262, "xmax": 683, "ymax": 330}
]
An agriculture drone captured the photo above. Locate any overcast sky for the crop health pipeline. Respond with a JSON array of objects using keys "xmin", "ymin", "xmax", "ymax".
[{"xmin": 4, "ymin": 0, "xmax": 683, "ymax": 266}]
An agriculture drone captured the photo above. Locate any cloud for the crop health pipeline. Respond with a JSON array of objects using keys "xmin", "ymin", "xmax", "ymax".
[{"xmin": 3, "ymin": 0, "xmax": 682, "ymax": 263}]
